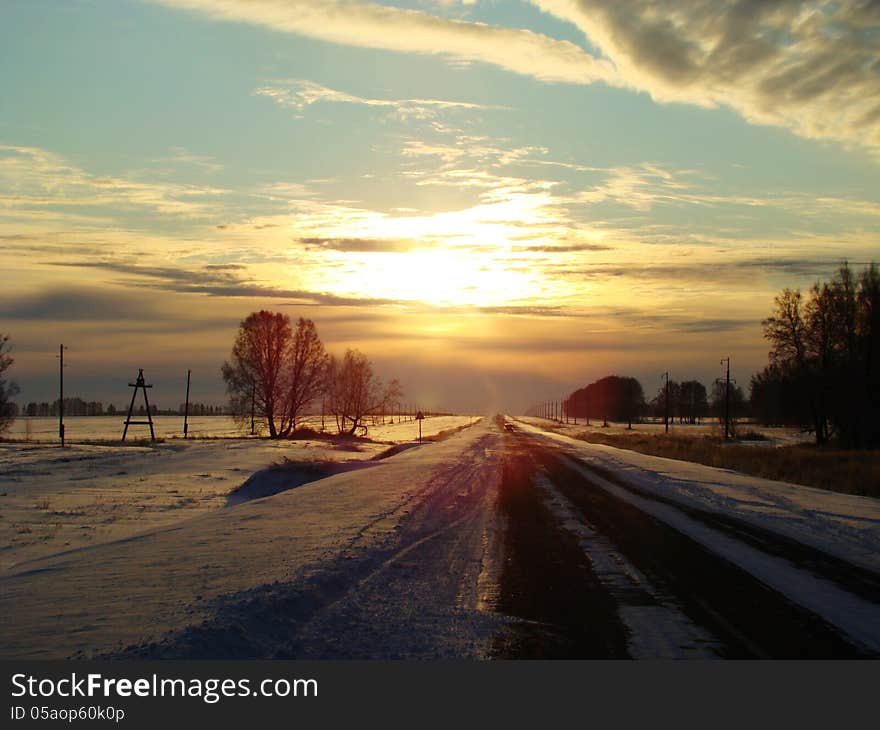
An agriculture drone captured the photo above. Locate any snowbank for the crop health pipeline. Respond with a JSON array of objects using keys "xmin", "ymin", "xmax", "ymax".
[{"xmin": 515, "ymin": 419, "xmax": 880, "ymax": 574}]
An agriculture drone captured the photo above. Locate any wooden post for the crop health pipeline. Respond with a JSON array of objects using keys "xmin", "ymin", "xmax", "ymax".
[
  {"xmin": 663, "ymin": 371, "xmax": 670, "ymax": 433},
  {"xmin": 250, "ymin": 379, "xmax": 256, "ymax": 435},
  {"xmin": 183, "ymin": 369, "xmax": 191, "ymax": 439},
  {"xmin": 58, "ymin": 344, "xmax": 65, "ymax": 448}
]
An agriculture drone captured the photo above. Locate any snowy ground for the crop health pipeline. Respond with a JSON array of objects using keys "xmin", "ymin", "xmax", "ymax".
[
  {"xmin": 0, "ymin": 417, "xmax": 500, "ymax": 660},
  {"xmin": 520, "ymin": 416, "xmax": 812, "ymax": 447},
  {"xmin": 513, "ymin": 418, "xmax": 880, "ymax": 653},
  {"xmin": 6, "ymin": 414, "xmax": 474, "ymax": 442},
  {"xmin": 0, "ymin": 416, "xmax": 479, "ymax": 571},
  {"xmin": 514, "ymin": 418, "xmax": 880, "ymax": 573},
  {"xmin": 3, "ymin": 413, "xmax": 877, "ymax": 660}
]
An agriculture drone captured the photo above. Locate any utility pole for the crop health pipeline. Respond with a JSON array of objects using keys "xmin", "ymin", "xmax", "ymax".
[
  {"xmin": 250, "ymin": 379, "xmax": 256, "ymax": 436},
  {"xmin": 183, "ymin": 369, "xmax": 191, "ymax": 439},
  {"xmin": 122, "ymin": 369, "xmax": 156, "ymax": 442},
  {"xmin": 58, "ymin": 344, "xmax": 67, "ymax": 447},
  {"xmin": 662, "ymin": 371, "xmax": 670, "ymax": 433},
  {"xmin": 718, "ymin": 357, "xmax": 735, "ymax": 440}
]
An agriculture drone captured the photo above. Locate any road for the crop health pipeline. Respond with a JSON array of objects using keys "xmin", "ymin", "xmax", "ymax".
[
  {"xmin": 2, "ymin": 416, "xmax": 877, "ymax": 659},
  {"xmin": 496, "ymin": 419, "xmax": 879, "ymax": 658}
]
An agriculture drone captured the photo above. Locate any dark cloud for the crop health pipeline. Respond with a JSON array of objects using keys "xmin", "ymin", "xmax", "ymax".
[
  {"xmin": 674, "ymin": 318, "xmax": 755, "ymax": 334},
  {"xmin": 475, "ymin": 304, "xmax": 572, "ymax": 317},
  {"xmin": 203, "ymin": 263, "xmax": 247, "ymax": 271},
  {"xmin": 521, "ymin": 243, "xmax": 613, "ymax": 253},
  {"xmin": 560, "ymin": 255, "xmax": 855, "ymax": 283},
  {"xmin": 47, "ymin": 260, "xmax": 406, "ymax": 307},
  {"xmin": 49, "ymin": 260, "xmax": 243, "ymax": 287},
  {"xmin": 540, "ymin": 0, "xmax": 880, "ymax": 151},
  {"xmin": 299, "ymin": 237, "xmax": 421, "ymax": 253},
  {"xmin": 0, "ymin": 288, "xmax": 158, "ymax": 321}
]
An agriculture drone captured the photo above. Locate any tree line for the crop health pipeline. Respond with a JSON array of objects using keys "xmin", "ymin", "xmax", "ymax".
[
  {"xmin": 551, "ymin": 375, "xmax": 744, "ymax": 430},
  {"xmin": 222, "ymin": 310, "xmax": 403, "ymax": 438},
  {"xmin": 752, "ymin": 262, "xmax": 879, "ymax": 448},
  {"xmin": 20, "ymin": 400, "xmax": 229, "ymax": 417}
]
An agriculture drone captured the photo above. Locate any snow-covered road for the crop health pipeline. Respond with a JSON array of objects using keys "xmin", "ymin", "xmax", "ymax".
[
  {"xmin": 2, "ymin": 415, "xmax": 878, "ymax": 659},
  {"xmin": 511, "ymin": 419, "xmax": 880, "ymax": 656}
]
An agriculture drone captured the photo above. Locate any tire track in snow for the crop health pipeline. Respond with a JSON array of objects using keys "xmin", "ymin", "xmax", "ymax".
[
  {"xmin": 508, "ymin": 425, "xmax": 875, "ymax": 657},
  {"xmin": 534, "ymin": 470, "xmax": 723, "ymax": 659}
]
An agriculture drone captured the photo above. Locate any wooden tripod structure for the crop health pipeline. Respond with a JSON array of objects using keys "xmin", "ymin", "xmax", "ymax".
[{"xmin": 122, "ymin": 368, "xmax": 156, "ymax": 441}]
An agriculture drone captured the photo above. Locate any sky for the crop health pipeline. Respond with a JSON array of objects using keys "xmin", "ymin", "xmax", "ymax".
[{"xmin": 2, "ymin": 0, "xmax": 879, "ymax": 414}]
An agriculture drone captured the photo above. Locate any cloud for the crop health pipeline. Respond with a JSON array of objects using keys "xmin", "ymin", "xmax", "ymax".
[
  {"xmin": 674, "ymin": 318, "xmax": 755, "ymax": 334},
  {"xmin": 152, "ymin": 1, "xmax": 880, "ymax": 154},
  {"xmin": 46, "ymin": 259, "xmax": 405, "ymax": 307},
  {"xmin": 299, "ymin": 236, "xmax": 422, "ymax": 252},
  {"xmin": 0, "ymin": 288, "xmax": 159, "ymax": 321},
  {"xmin": 575, "ymin": 163, "xmax": 699, "ymax": 211},
  {"xmin": 531, "ymin": 0, "xmax": 880, "ymax": 153},
  {"xmin": 255, "ymin": 79, "xmax": 491, "ymax": 120},
  {"xmin": 149, "ymin": 0, "xmax": 615, "ymax": 84},
  {"xmin": 154, "ymin": 146, "xmax": 224, "ymax": 174},
  {"xmin": 521, "ymin": 243, "xmax": 613, "ymax": 253},
  {"xmin": 564, "ymin": 255, "xmax": 857, "ymax": 283},
  {"xmin": 400, "ymin": 134, "xmax": 548, "ymax": 170},
  {"xmin": 0, "ymin": 145, "xmax": 229, "ymax": 221}
]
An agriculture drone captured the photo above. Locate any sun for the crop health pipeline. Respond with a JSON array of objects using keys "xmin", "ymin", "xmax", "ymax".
[{"xmin": 290, "ymin": 191, "xmax": 570, "ymax": 307}]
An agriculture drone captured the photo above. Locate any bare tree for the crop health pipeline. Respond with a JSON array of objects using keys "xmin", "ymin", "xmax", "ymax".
[
  {"xmin": 280, "ymin": 318, "xmax": 329, "ymax": 434},
  {"xmin": 326, "ymin": 349, "xmax": 402, "ymax": 436},
  {"xmin": 758, "ymin": 263, "xmax": 880, "ymax": 447},
  {"xmin": 763, "ymin": 288, "xmax": 807, "ymax": 369},
  {"xmin": 0, "ymin": 334, "xmax": 19, "ymax": 435},
  {"xmin": 221, "ymin": 311, "xmax": 291, "ymax": 438}
]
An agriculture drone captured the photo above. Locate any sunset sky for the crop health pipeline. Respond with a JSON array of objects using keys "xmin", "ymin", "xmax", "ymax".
[{"xmin": 2, "ymin": 0, "xmax": 879, "ymax": 413}]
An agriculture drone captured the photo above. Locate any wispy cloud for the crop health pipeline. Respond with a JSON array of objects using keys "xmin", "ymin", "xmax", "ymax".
[
  {"xmin": 299, "ymin": 236, "xmax": 423, "ymax": 253},
  {"xmin": 149, "ymin": 0, "xmax": 615, "ymax": 84},
  {"xmin": 0, "ymin": 145, "xmax": 229, "ymax": 221},
  {"xmin": 255, "ymin": 79, "xmax": 491, "ymax": 120},
  {"xmin": 152, "ymin": 0, "xmax": 880, "ymax": 155},
  {"xmin": 153, "ymin": 146, "xmax": 224, "ymax": 174},
  {"xmin": 575, "ymin": 163, "xmax": 700, "ymax": 211}
]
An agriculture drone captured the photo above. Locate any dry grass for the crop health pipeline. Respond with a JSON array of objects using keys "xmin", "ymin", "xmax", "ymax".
[{"xmin": 574, "ymin": 431, "xmax": 880, "ymax": 498}]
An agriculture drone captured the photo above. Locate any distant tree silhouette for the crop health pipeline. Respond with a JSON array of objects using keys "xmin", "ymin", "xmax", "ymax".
[
  {"xmin": 678, "ymin": 380, "xmax": 708, "ymax": 424},
  {"xmin": 757, "ymin": 262, "xmax": 880, "ymax": 447},
  {"xmin": 651, "ymin": 379, "xmax": 708, "ymax": 424},
  {"xmin": 710, "ymin": 381, "xmax": 746, "ymax": 436},
  {"xmin": 652, "ymin": 380, "xmax": 680, "ymax": 422},
  {"xmin": 222, "ymin": 311, "xmax": 328, "ymax": 438},
  {"xmin": 567, "ymin": 375, "xmax": 645, "ymax": 427},
  {"xmin": 326, "ymin": 349, "xmax": 402, "ymax": 436},
  {"xmin": 749, "ymin": 364, "xmax": 793, "ymax": 426},
  {"xmin": 0, "ymin": 334, "xmax": 19, "ymax": 435}
]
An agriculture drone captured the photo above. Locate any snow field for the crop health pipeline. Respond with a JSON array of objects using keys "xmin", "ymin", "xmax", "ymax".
[
  {"xmin": 0, "ymin": 417, "xmax": 491, "ymax": 659},
  {"xmin": 0, "ymin": 416, "xmax": 480, "ymax": 571}
]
